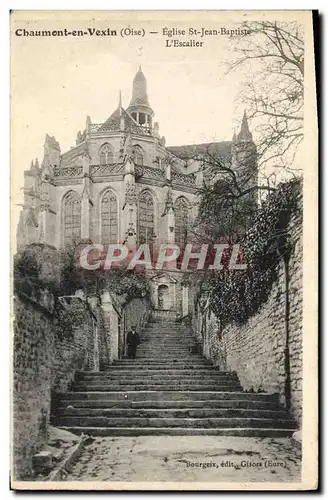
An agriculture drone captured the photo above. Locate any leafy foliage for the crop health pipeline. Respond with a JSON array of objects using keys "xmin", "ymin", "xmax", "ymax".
[
  {"xmin": 58, "ymin": 244, "xmax": 151, "ymax": 300},
  {"xmin": 14, "ymin": 243, "xmax": 151, "ymax": 341},
  {"xmin": 194, "ymin": 178, "xmax": 302, "ymax": 327},
  {"xmin": 13, "ymin": 244, "xmax": 61, "ymax": 300},
  {"xmin": 14, "ymin": 243, "xmax": 151, "ymax": 303},
  {"xmin": 54, "ymin": 299, "xmax": 88, "ymax": 341}
]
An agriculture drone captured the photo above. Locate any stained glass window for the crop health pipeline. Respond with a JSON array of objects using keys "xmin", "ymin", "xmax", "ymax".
[
  {"xmin": 63, "ymin": 191, "xmax": 81, "ymax": 246},
  {"xmin": 101, "ymin": 191, "xmax": 118, "ymax": 244}
]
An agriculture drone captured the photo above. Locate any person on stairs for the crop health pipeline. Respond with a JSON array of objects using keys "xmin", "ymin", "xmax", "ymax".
[{"xmin": 126, "ymin": 325, "xmax": 140, "ymax": 359}]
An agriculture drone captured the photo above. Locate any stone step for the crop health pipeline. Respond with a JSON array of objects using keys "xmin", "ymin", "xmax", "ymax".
[
  {"xmin": 75, "ymin": 378, "xmax": 239, "ymax": 385},
  {"xmin": 141, "ymin": 338, "xmax": 193, "ymax": 342},
  {"xmin": 125, "ymin": 357, "xmax": 206, "ymax": 362},
  {"xmin": 138, "ymin": 346, "xmax": 192, "ymax": 349},
  {"xmin": 72, "ymin": 384, "xmax": 243, "ymax": 392},
  {"xmin": 59, "ymin": 391, "xmax": 280, "ymax": 402},
  {"xmin": 73, "ymin": 378, "xmax": 239, "ymax": 386},
  {"xmin": 144, "ymin": 334, "xmax": 191, "ymax": 337},
  {"xmin": 72, "ymin": 380, "xmax": 241, "ymax": 389},
  {"xmin": 141, "ymin": 330, "xmax": 191, "ymax": 333},
  {"xmin": 140, "ymin": 341, "xmax": 192, "ymax": 344},
  {"xmin": 113, "ymin": 359, "xmax": 210, "ymax": 364},
  {"xmin": 135, "ymin": 347, "xmax": 193, "ymax": 351},
  {"xmin": 141, "ymin": 336, "xmax": 193, "ymax": 339},
  {"xmin": 59, "ymin": 426, "xmax": 296, "ymax": 438},
  {"xmin": 54, "ymin": 416, "xmax": 295, "ymax": 429},
  {"xmin": 132, "ymin": 352, "xmax": 201, "ymax": 356},
  {"xmin": 111, "ymin": 363, "xmax": 213, "ymax": 369},
  {"xmin": 73, "ymin": 378, "xmax": 241, "ymax": 385},
  {"xmin": 140, "ymin": 344, "xmax": 193, "ymax": 348},
  {"xmin": 54, "ymin": 407, "xmax": 289, "ymax": 419},
  {"xmin": 138, "ymin": 348, "xmax": 192, "ymax": 351},
  {"xmin": 76, "ymin": 369, "xmax": 227, "ymax": 377},
  {"xmin": 76, "ymin": 370, "xmax": 236, "ymax": 377},
  {"xmin": 141, "ymin": 331, "xmax": 191, "ymax": 334},
  {"xmin": 110, "ymin": 367, "xmax": 214, "ymax": 372},
  {"xmin": 141, "ymin": 331, "xmax": 192, "ymax": 334},
  {"xmin": 75, "ymin": 372, "xmax": 238, "ymax": 381},
  {"xmin": 137, "ymin": 351, "xmax": 192, "ymax": 354},
  {"xmin": 57, "ymin": 399, "xmax": 280, "ymax": 410}
]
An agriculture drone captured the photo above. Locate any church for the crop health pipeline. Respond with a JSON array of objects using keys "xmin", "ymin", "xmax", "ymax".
[{"xmin": 16, "ymin": 66, "xmax": 256, "ymax": 316}]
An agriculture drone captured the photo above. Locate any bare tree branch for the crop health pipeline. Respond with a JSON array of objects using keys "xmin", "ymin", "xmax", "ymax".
[{"xmin": 227, "ymin": 20, "xmax": 304, "ymax": 170}]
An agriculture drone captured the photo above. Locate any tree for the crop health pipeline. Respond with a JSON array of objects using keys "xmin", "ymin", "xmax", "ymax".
[
  {"xmin": 228, "ymin": 21, "xmax": 304, "ymax": 172},
  {"xmin": 187, "ymin": 147, "xmax": 275, "ymax": 245}
]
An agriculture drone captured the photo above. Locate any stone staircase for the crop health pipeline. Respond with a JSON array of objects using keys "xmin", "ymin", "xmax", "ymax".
[{"xmin": 51, "ymin": 316, "xmax": 296, "ymax": 437}]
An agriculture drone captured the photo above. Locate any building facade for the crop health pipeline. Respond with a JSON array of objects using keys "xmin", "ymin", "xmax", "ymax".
[{"xmin": 16, "ymin": 67, "xmax": 256, "ymax": 315}]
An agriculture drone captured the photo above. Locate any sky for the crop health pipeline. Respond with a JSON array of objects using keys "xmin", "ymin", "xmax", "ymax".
[
  {"xmin": 10, "ymin": 10, "xmax": 310, "ymax": 243},
  {"xmin": 10, "ymin": 12, "xmax": 248, "ymax": 215}
]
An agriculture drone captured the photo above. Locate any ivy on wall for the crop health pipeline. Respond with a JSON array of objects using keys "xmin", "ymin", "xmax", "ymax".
[
  {"xmin": 54, "ymin": 299, "xmax": 89, "ymax": 341},
  {"xmin": 192, "ymin": 178, "xmax": 302, "ymax": 327}
]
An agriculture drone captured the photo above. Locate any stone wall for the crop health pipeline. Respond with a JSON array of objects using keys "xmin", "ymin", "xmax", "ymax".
[
  {"xmin": 13, "ymin": 293, "xmax": 96, "ymax": 479},
  {"xmin": 13, "ymin": 295, "xmax": 54, "ymax": 480},
  {"xmin": 51, "ymin": 300, "xmax": 95, "ymax": 392},
  {"xmin": 189, "ymin": 212, "xmax": 303, "ymax": 424}
]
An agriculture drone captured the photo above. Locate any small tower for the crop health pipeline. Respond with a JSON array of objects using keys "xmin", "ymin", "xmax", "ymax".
[
  {"xmin": 237, "ymin": 110, "xmax": 253, "ymax": 142},
  {"xmin": 42, "ymin": 134, "xmax": 61, "ymax": 168},
  {"xmin": 231, "ymin": 111, "xmax": 257, "ymax": 185},
  {"xmin": 127, "ymin": 66, "xmax": 154, "ymax": 129}
]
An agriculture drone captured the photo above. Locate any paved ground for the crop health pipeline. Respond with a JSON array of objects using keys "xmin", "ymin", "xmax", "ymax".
[{"xmin": 64, "ymin": 436, "xmax": 301, "ymax": 483}]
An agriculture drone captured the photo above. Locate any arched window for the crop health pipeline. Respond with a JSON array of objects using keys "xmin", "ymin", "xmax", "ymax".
[
  {"xmin": 99, "ymin": 144, "xmax": 113, "ymax": 165},
  {"xmin": 63, "ymin": 191, "xmax": 81, "ymax": 246},
  {"xmin": 101, "ymin": 190, "xmax": 118, "ymax": 244},
  {"xmin": 132, "ymin": 145, "xmax": 143, "ymax": 166},
  {"xmin": 174, "ymin": 197, "xmax": 189, "ymax": 247},
  {"xmin": 138, "ymin": 190, "xmax": 155, "ymax": 244}
]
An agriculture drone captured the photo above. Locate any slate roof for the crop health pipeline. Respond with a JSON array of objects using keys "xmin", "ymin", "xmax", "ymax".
[
  {"xmin": 98, "ymin": 107, "xmax": 139, "ymax": 133},
  {"xmin": 167, "ymin": 141, "xmax": 232, "ymax": 161}
]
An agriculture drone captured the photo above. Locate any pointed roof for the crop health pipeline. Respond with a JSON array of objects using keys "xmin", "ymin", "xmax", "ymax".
[
  {"xmin": 30, "ymin": 158, "xmax": 40, "ymax": 176},
  {"xmin": 118, "ymin": 90, "xmax": 122, "ymax": 116},
  {"xmin": 237, "ymin": 111, "xmax": 253, "ymax": 142},
  {"xmin": 45, "ymin": 133, "xmax": 60, "ymax": 151},
  {"xmin": 127, "ymin": 66, "xmax": 152, "ymax": 112},
  {"xmin": 98, "ymin": 107, "xmax": 141, "ymax": 133},
  {"xmin": 135, "ymin": 65, "xmax": 146, "ymax": 82},
  {"xmin": 86, "ymin": 115, "xmax": 92, "ymax": 129},
  {"xmin": 167, "ymin": 141, "xmax": 232, "ymax": 161}
]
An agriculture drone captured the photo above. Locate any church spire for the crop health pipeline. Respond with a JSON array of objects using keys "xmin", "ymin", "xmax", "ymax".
[
  {"xmin": 86, "ymin": 115, "xmax": 92, "ymax": 132},
  {"xmin": 118, "ymin": 90, "xmax": 122, "ymax": 116},
  {"xmin": 129, "ymin": 66, "xmax": 151, "ymax": 108},
  {"xmin": 237, "ymin": 110, "xmax": 253, "ymax": 142},
  {"xmin": 127, "ymin": 67, "xmax": 154, "ymax": 128}
]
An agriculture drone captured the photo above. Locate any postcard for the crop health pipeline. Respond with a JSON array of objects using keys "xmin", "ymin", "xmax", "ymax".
[{"xmin": 10, "ymin": 10, "xmax": 318, "ymax": 490}]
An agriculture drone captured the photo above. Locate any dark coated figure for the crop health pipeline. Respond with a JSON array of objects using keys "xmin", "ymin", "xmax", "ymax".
[{"xmin": 126, "ymin": 325, "xmax": 140, "ymax": 359}]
